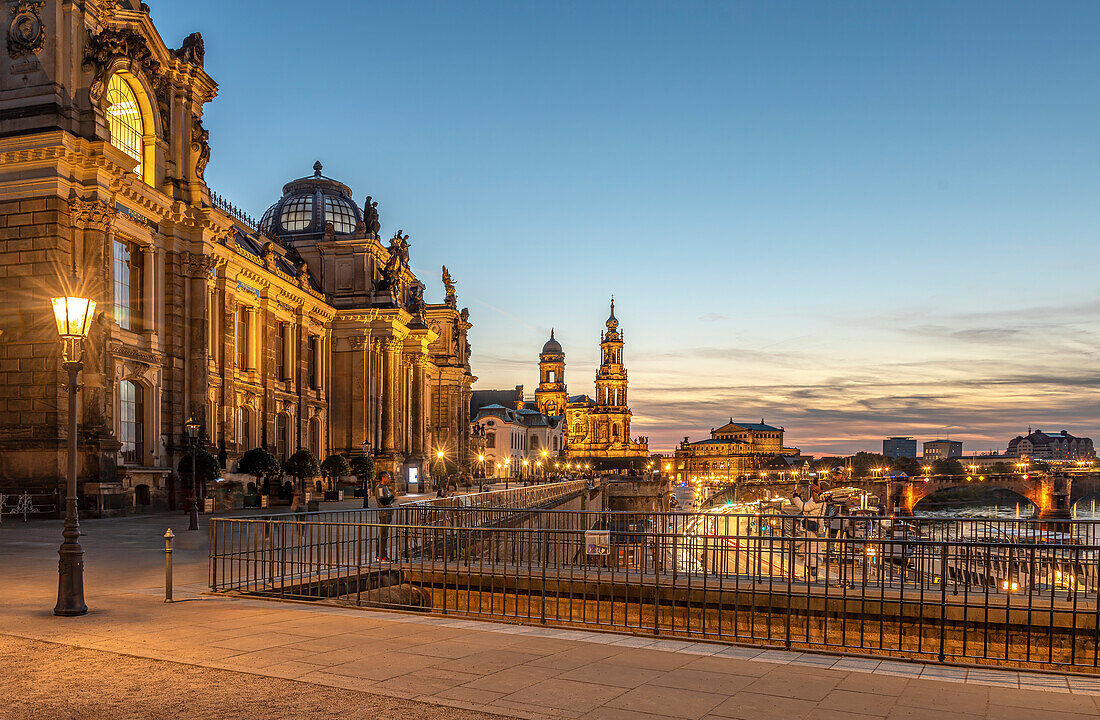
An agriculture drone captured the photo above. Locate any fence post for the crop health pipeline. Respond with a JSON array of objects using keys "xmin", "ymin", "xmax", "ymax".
[
  {"xmin": 164, "ymin": 529, "xmax": 174, "ymax": 601},
  {"xmin": 938, "ymin": 542, "xmax": 948, "ymax": 663}
]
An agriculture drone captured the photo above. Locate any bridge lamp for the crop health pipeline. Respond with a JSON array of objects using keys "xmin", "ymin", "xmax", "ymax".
[{"xmin": 51, "ymin": 291, "xmax": 96, "ymax": 617}]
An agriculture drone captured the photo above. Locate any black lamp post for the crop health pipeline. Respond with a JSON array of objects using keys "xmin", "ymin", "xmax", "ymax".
[
  {"xmin": 361, "ymin": 440, "xmax": 373, "ymax": 508},
  {"xmin": 51, "ymin": 293, "xmax": 96, "ymax": 617},
  {"xmin": 185, "ymin": 415, "xmax": 201, "ymax": 531}
]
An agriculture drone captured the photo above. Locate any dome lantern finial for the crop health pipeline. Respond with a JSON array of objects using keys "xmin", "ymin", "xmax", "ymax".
[
  {"xmin": 605, "ymin": 296, "xmax": 619, "ymax": 331},
  {"xmin": 313, "ymin": 160, "xmax": 323, "ymax": 177}
]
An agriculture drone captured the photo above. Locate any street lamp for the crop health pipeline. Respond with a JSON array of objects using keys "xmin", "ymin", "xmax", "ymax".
[
  {"xmin": 51, "ymin": 291, "xmax": 96, "ymax": 617},
  {"xmin": 478, "ymin": 454, "xmax": 485, "ymax": 480},
  {"xmin": 540, "ymin": 449, "xmax": 548, "ymax": 483},
  {"xmin": 504, "ymin": 458, "xmax": 511, "ymax": 489},
  {"xmin": 185, "ymin": 414, "xmax": 202, "ymax": 531},
  {"xmin": 522, "ymin": 458, "xmax": 529, "ymax": 485}
]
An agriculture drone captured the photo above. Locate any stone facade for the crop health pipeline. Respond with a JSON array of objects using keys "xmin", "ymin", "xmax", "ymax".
[
  {"xmin": 0, "ymin": 1, "xmax": 474, "ymax": 510},
  {"xmin": 673, "ymin": 420, "xmax": 792, "ymax": 485}
]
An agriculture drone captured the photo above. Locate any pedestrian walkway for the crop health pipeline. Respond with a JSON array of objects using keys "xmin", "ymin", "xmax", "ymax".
[{"xmin": 2, "ymin": 513, "xmax": 1099, "ymax": 719}]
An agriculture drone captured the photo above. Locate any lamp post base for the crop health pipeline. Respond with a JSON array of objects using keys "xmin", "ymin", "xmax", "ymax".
[{"xmin": 54, "ymin": 543, "xmax": 87, "ymax": 616}]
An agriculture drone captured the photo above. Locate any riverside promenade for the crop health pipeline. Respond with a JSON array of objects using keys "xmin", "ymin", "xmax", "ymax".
[{"xmin": 2, "ymin": 508, "xmax": 1100, "ymax": 720}]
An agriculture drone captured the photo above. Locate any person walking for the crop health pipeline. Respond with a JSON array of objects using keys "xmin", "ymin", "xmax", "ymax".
[{"xmin": 375, "ymin": 471, "xmax": 395, "ymax": 561}]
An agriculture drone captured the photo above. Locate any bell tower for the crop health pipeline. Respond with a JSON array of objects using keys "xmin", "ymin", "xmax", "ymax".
[
  {"xmin": 595, "ymin": 299, "xmax": 628, "ymax": 409},
  {"xmin": 535, "ymin": 329, "xmax": 567, "ymax": 416}
]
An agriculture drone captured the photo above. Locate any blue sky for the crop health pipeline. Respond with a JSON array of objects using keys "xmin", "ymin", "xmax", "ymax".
[{"xmin": 152, "ymin": 1, "xmax": 1100, "ymax": 455}]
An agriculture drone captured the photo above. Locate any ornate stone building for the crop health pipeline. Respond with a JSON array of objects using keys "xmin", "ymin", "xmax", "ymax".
[
  {"xmin": 524, "ymin": 300, "xmax": 648, "ymax": 465},
  {"xmin": 0, "ymin": 1, "xmax": 474, "ymax": 510},
  {"xmin": 673, "ymin": 420, "xmax": 798, "ymax": 485}
]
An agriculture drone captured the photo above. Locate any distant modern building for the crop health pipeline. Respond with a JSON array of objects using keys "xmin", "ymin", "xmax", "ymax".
[
  {"xmin": 673, "ymin": 419, "xmax": 799, "ymax": 485},
  {"xmin": 883, "ymin": 437, "xmax": 918, "ymax": 459},
  {"xmin": 923, "ymin": 440, "xmax": 963, "ymax": 462},
  {"xmin": 1007, "ymin": 429, "xmax": 1095, "ymax": 462}
]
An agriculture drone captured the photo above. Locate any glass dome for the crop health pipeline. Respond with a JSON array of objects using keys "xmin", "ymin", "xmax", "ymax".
[{"xmin": 259, "ymin": 161, "xmax": 362, "ymax": 238}]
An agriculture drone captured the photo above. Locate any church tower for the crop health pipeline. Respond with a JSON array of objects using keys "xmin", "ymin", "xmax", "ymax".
[
  {"xmin": 535, "ymin": 329, "xmax": 567, "ymax": 416},
  {"xmin": 596, "ymin": 300, "xmax": 628, "ymax": 409}
]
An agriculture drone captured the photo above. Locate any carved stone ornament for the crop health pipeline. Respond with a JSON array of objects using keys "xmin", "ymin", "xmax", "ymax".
[
  {"xmin": 349, "ymin": 335, "xmax": 370, "ymax": 350},
  {"xmin": 83, "ymin": 27, "xmax": 160, "ymax": 102},
  {"xmin": 7, "ymin": 1, "xmax": 45, "ymax": 59},
  {"xmin": 183, "ymin": 251, "xmax": 217, "ymax": 278},
  {"xmin": 171, "ymin": 31, "xmax": 204, "ymax": 67},
  {"xmin": 191, "ymin": 115, "xmax": 210, "ymax": 180},
  {"xmin": 68, "ymin": 196, "xmax": 116, "ymax": 230}
]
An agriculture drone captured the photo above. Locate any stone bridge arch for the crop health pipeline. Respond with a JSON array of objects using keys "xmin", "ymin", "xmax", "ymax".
[{"xmin": 894, "ymin": 473, "xmax": 1072, "ymax": 519}]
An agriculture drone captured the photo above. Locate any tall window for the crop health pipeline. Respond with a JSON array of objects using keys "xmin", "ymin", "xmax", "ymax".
[
  {"xmin": 309, "ymin": 417, "xmax": 322, "ymax": 454},
  {"xmin": 106, "ymin": 74, "xmax": 145, "ymax": 179},
  {"xmin": 486, "ymin": 432, "xmax": 495, "ymax": 449},
  {"xmin": 237, "ymin": 407, "xmax": 250, "ymax": 448},
  {"xmin": 275, "ymin": 414, "xmax": 289, "ymax": 460},
  {"xmin": 275, "ymin": 323, "xmax": 287, "ymax": 380},
  {"xmin": 113, "ymin": 240, "xmax": 143, "ymax": 330},
  {"xmin": 119, "ymin": 380, "xmax": 143, "ymax": 464},
  {"xmin": 236, "ymin": 309, "xmax": 250, "ymax": 369},
  {"xmin": 308, "ymin": 335, "xmax": 318, "ymax": 388}
]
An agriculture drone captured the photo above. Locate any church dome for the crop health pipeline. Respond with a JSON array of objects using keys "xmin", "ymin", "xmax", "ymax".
[
  {"xmin": 541, "ymin": 329, "xmax": 563, "ymax": 356},
  {"xmin": 258, "ymin": 161, "xmax": 362, "ymax": 238}
]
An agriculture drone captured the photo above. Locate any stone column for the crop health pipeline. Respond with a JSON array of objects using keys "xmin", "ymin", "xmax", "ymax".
[
  {"xmin": 380, "ymin": 338, "xmax": 397, "ymax": 454},
  {"xmin": 142, "ymin": 246, "xmax": 156, "ymax": 338},
  {"xmin": 409, "ymin": 354, "xmax": 426, "ymax": 459}
]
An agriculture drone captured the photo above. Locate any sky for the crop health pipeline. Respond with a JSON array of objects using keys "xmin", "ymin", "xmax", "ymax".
[{"xmin": 151, "ymin": 1, "xmax": 1100, "ymax": 456}]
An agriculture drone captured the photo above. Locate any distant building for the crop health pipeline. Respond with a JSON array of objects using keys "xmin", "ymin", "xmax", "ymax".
[
  {"xmin": 673, "ymin": 419, "xmax": 799, "ymax": 485},
  {"xmin": 1007, "ymin": 429, "xmax": 1095, "ymax": 461},
  {"xmin": 923, "ymin": 440, "xmax": 963, "ymax": 462},
  {"xmin": 471, "ymin": 387, "xmax": 563, "ymax": 478},
  {"xmin": 883, "ymin": 437, "xmax": 918, "ymax": 459}
]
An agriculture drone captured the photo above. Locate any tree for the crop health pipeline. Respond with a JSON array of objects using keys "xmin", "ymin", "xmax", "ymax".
[
  {"xmin": 284, "ymin": 448, "xmax": 321, "ymax": 494},
  {"xmin": 177, "ymin": 448, "xmax": 220, "ymax": 505},
  {"xmin": 349, "ymin": 454, "xmax": 376, "ymax": 495},
  {"xmin": 320, "ymin": 454, "xmax": 352, "ymax": 491},
  {"xmin": 931, "ymin": 458, "xmax": 965, "ymax": 476},
  {"xmin": 890, "ymin": 456, "xmax": 922, "ymax": 476},
  {"xmin": 237, "ymin": 447, "xmax": 280, "ymax": 494}
]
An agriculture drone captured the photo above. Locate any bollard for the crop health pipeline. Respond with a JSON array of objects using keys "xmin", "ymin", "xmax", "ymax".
[{"xmin": 164, "ymin": 528, "xmax": 174, "ymax": 603}]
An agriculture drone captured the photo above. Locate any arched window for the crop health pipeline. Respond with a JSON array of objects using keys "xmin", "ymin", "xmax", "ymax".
[
  {"xmin": 309, "ymin": 417, "xmax": 322, "ymax": 454},
  {"xmin": 105, "ymin": 74, "xmax": 148, "ymax": 183},
  {"xmin": 119, "ymin": 379, "xmax": 143, "ymax": 464},
  {"xmin": 237, "ymin": 407, "xmax": 251, "ymax": 449}
]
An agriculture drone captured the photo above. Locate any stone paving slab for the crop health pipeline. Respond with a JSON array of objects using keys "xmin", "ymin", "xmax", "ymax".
[{"xmin": 4, "ymin": 513, "xmax": 1100, "ymax": 719}]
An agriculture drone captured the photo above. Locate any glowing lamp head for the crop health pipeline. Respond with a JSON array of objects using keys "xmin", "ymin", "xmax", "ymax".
[
  {"xmin": 51, "ymin": 295, "xmax": 96, "ymax": 340},
  {"xmin": 478, "ymin": 454, "xmax": 484, "ymax": 462},
  {"xmin": 436, "ymin": 450, "xmax": 445, "ymax": 459},
  {"xmin": 184, "ymin": 414, "xmax": 201, "ymax": 440}
]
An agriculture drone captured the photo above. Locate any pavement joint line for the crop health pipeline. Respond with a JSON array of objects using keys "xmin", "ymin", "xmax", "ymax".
[{"xmin": 180, "ymin": 593, "xmax": 1100, "ymax": 694}]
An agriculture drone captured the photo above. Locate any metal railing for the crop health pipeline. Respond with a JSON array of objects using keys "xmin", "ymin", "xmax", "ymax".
[
  {"xmin": 0, "ymin": 491, "xmax": 60, "ymax": 522},
  {"xmin": 209, "ymin": 190, "xmax": 258, "ymax": 230},
  {"xmin": 209, "ymin": 510, "xmax": 1100, "ymax": 672}
]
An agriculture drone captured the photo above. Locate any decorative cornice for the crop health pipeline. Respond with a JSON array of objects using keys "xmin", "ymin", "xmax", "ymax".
[{"xmin": 109, "ymin": 342, "xmax": 161, "ymax": 366}]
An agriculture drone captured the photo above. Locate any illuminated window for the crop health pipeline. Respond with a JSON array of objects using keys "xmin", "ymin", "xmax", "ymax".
[
  {"xmin": 237, "ymin": 407, "xmax": 251, "ymax": 448},
  {"xmin": 119, "ymin": 380, "xmax": 143, "ymax": 464},
  {"xmin": 106, "ymin": 74, "xmax": 145, "ymax": 180},
  {"xmin": 323, "ymin": 195, "xmax": 357, "ymax": 233},
  {"xmin": 113, "ymin": 240, "xmax": 143, "ymax": 330}
]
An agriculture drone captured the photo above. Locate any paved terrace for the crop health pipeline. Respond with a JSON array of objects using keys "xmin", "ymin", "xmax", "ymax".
[{"xmin": 2, "ymin": 510, "xmax": 1100, "ymax": 719}]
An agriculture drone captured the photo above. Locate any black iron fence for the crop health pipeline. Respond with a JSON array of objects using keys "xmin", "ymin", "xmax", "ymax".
[{"xmin": 209, "ymin": 510, "xmax": 1100, "ymax": 672}]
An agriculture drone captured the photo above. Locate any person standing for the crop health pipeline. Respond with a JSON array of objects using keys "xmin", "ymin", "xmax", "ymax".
[{"xmin": 375, "ymin": 471, "xmax": 395, "ymax": 561}]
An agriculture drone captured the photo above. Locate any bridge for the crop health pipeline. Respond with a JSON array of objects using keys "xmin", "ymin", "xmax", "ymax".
[{"xmin": 700, "ymin": 472, "xmax": 1100, "ymax": 518}]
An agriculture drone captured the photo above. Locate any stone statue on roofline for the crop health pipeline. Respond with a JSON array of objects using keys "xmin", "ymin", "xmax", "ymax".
[
  {"xmin": 363, "ymin": 196, "xmax": 380, "ymax": 237},
  {"xmin": 442, "ymin": 265, "xmax": 457, "ymax": 308}
]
